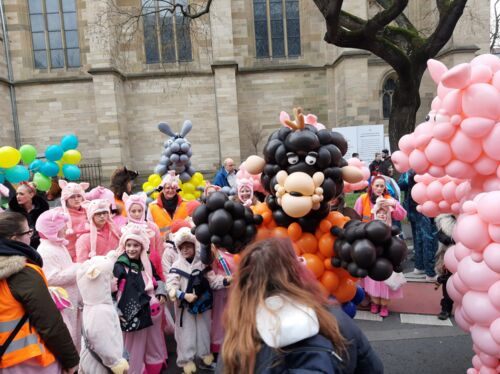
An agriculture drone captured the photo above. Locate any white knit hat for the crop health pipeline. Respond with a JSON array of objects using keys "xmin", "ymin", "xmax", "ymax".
[{"xmin": 173, "ymin": 227, "xmax": 197, "ymax": 249}]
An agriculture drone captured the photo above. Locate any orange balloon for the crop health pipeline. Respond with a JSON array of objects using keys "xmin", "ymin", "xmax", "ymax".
[
  {"xmin": 288, "ymin": 222, "xmax": 302, "ymax": 241},
  {"xmin": 316, "ymin": 281, "xmax": 330, "ymax": 298},
  {"xmin": 324, "ymin": 258, "xmax": 334, "ymax": 270},
  {"xmin": 318, "ymin": 233, "xmax": 335, "ymax": 258},
  {"xmin": 297, "ymin": 233, "xmax": 318, "ymax": 254},
  {"xmin": 320, "ymin": 270, "xmax": 340, "ymax": 293},
  {"xmin": 334, "ymin": 278, "xmax": 357, "ymax": 303},
  {"xmin": 272, "ymin": 226, "xmax": 289, "ymax": 238},
  {"xmin": 328, "ymin": 211, "xmax": 347, "ymax": 228},
  {"xmin": 319, "ymin": 219, "xmax": 332, "ymax": 233},
  {"xmin": 233, "ymin": 254, "xmax": 241, "ymax": 265},
  {"xmin": 315, "ymin": 228, "xmax": 324, "ymax": 240},
  {"xmin": 253, "ymin": 202, "xmax": 269, "ymax": 215},
  {"xmin": 292, "ymin": 243, "xmax": 302, "ymax": 256},
  {"xmin": 261, "ymin": 211, "xmax": 272, "ymax": 225},
  {"xmin": 267, "ymin": 219, "xmax": 277, "ymax": 229},
  {"xmin": 302, "ymin": 253, "xmax": 325, "ymax": 278},
  {"xmin": 255, "ymin": 228, "xmax": 271, "ymax": 241}
]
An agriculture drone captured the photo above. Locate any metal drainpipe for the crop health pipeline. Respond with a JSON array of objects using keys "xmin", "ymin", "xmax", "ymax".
[{"xmin": 0, "ymin": 0, "xmax": 20, "ymax": 147}]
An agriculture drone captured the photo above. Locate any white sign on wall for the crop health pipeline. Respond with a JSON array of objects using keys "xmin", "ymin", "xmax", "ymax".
[{"xmin": 333, "ymin": 125, "xmax": 385, "ymax": 162}]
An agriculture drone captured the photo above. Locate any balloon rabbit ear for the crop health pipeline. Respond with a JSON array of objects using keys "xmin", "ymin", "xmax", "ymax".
[
  {"xmin": 180, "ymin": 120, "xmax": 193, "ymax": 137},
  {"xmin": 158, "ymin": 122, "xmax": 176, "ymax": 137},
  {"xmin": 427, "ymin": 59, "xmax": 448, "ymax": 84}
]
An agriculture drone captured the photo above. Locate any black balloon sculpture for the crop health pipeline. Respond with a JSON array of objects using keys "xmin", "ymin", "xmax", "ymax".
[{"xmin": 331, "ymin": 220, "xmax": 407, "ymax": 281}]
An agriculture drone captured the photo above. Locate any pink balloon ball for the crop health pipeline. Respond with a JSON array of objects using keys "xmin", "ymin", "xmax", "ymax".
[
  {"xmin": 476, "ymin": 191, "xmax": 500, "ymax": 224},
  {"xmin": 409, "ymin": 149, "xmax": 430, "ymax": 173},
  {"xmin": 391, "ymin": 151, "xmax": 410, "ymax": 173},
  {"xmin": 432, "ymin": 121, "xmax": 456, "ymax": 140},
  {"xmin": 415, "ymin": 133, "xmax": 433, "ymax": 149},
  {"xmin": 489, "ymin": 318, "xmax": 500, "ymax": 348},
  {"xmin": 488, "ymin": 281, "xmax": 500, "ymax": 310},
  {"xmin": 467, "ymin": 369, "xmax": 478, "ymax": 374},
  {"xmin": 471, "ymin": 65, "xmax": 493, "ymax": 84},
  {"xmin": 456, "ymin": 181, "xmax": 472, "ymax": 200},
  {"xmin": 420, "ymin": 173, "xmax": 435, "ymax": 184},
  {"xmin": 455, "ymin": 242, "xmax": 472, "ymax": 260},
  {"xmin": 421, "ymin": 201, "xmax": 439, "ymax": 217},
  {"xmin": 451, "ymin": 114, "xmax": 462, "ymax": 126},
  {"xmin": 416, "ymin": 206, "xmax": 422, "ymax": 213},
  {"xmin": 451, "ymin": 202, "xmax": 461, "ymax": 213},
  {"xmin": 483, "ymin": 177, "xmax": 500, "ymax": 192},
  {"xmin": 473, "ymin": 355, "xmax": 482, "ymax": 370},
  {"xmin": 463, "ymin": 83, "xmax": 500, "ymax": 120},
  {"xmin": 413, "ymin": 120, "xmax": 433, "ymax": 137},
  {"xmin": 471, "ymin": 252, "xmax": 483, "ymax": 262},
  {"xmin": 442, "ymin": 89, "xmax": 463, "ymax": 115},
  {"xmin": 398, "ymin": 134, "xmax": 415, "ymax": 154},
  {"xmin": 459, "ymin": 257, "xmax": 500, "ymax": 292},
  {"xmin": 438, "ymin": 200, "xmax": 451, "ymax": 211},
  {"xmin": 446, "ymin": 160, "xmax": 475, "ymax": 179},
  {"xmin": 474, "ymin": 155, "xmax": 498, "ymax": 176},
  {"xmin": 462, "ymin": 201, "xmax": 478, "ymax": 214},
  {"xmin": 483, "ymin": 124, "xmax": 500, "ymax": 161},
  {"xmin": 411, "ymin": 182, "xmax": 428, "ymax": 204},
  {"xmin": 442, "ymin": 181, "xmax": 458, "ymax": 203},
  {"xmin": 471, "ymin": 54, "xmax": 500, "ymax": 73},
  {"xmin": 431, "ymin": 97, "xmax": 442, "ymax": 111},
  {"xmin": 483, "ymin": 243, "xmax": 500, "ymax": 272},
  {"xmin": 454, "ymin": 308, "xmax": 472, "ymax": 331},
  {"xmin": 492, "ymin": 71, "xmax": 500, "ymax": 92},
  {"xmin": 438, "ymin": 82, "xmax": 454, "ymax": 100},
  {"xmin": 455, "ymin": 215, "xmax": 491, "ymax": 250},
  {"xmin": 470, "ymin": 325, "xmax": 500, "ymax": 357},
  {"xmin": 453, "ymin": 271, "xmax": 470, "ymax": 294},
  {"xmin": 424, "ymin": 139, "xmax": 453, "ymax": 166},
  {"xmin": 442, "ymin": 63, "xmax": 471, "ymax": 89},
  {"xmin": 426, "ymin": 180, "xmax": 444, "ymax": 202},
  {"xmin": 488, "ymin": 224, "xmax": 500, "ymax": 242},
  {"xmin": 428, "ymin": 165, "xmax": 446, "ymax": 178},
  {"xmin": 444, "ymin": 245, "xmax": 459, "ymax": 272},
  {"xmin": 480, "ymin": 366, "xmax": 499, "ymax": 374},
  {"xmin": 451, "ymin": 131, "xmax": 483, "ymax": 163},
  {"xmin": 478, "ymin": 352, "xmax": 499, "ymax": 368},
  {"xmin": 461, "ymin": 117, "xmax": 496, "ymax": 139}
]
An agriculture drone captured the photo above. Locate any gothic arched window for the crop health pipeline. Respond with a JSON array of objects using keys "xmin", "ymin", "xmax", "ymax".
[{"xmin": 382, "ymin": 77, "xmax": 397, "ymax": 119}]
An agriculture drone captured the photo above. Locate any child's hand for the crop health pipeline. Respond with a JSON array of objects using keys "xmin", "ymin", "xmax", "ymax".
[
  {"xmin": 158, "ymin": 295, "xmax": 167, "ymax": 305},
  {"xmin": 184, "ymin": 293, "xmax": 198, "ymax": 303},
  {"xmin": 168, "ymin": 288, "xmax": 177, "ymax": 301},
  {"xmin": 225, "ymin": 276, "xmax": 233, "ymax": 285}
]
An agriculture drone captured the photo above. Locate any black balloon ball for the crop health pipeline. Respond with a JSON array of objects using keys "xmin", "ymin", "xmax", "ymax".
[
  {"xmin": 347, "ymin": 262, "xmax": 359, "ymax": 277},
  {"xmin": 231, "ymin": 219, "xmax": 246, "ymax": 237},
  {"xmin": 368, "ymin": 258, "xmax": 394, "ymax": 281},
  {"xmin": 192, "ymin": 204, "xmax": 209, "ymax": 226},
  {"xmin": 356, "ymin": 268, "xmax": 368, "ymax": 278},
  {"xmin": 385, "ymin": 237, "xmax": 408, "ymax": 266},
  {"xmin": 195, "ymin": 224, "xmax": 211, "ymax": 244},
  {"xmin": 253, "ymin": 214, "xmax": 263, "ymax": 225},
  {"xmin": 232, "ymin": 203, "xmax": 245, "ymax": 219},
  {"xmin": 208, "ymin": 209, "xmax": 233, "ymax": 236},
  {"xmin": 332, "ymin": 257, "xmax": 342, "ymax": 267},
  {"xmin": 351, "ymin": 239, "xmax": 377, "ymax": 269},
  {"xmin": 224, "ymin": 200, "xmax": 235, "ymax": 212},
  {"xmin": 391, "ymin": 225, "xmax": 402, "ymax": 236},
  {"xmin": 365, "ymin": 220, "xmax": 392, "ymax": 245},
  {"xmin": 221, "ymin": 234, "xmax": 234, "ymax": 249},
  {"xmin": 339, "ymin": 242, "xmax": 353, "ymax": 262},
  {"xmin": 206, "ymin": 192, "xmax": 228, "ymax": 211},
  {"xmin": 341, "ymin": 261, "xmax": 349, "ymax": 269},
  {"xmin": 211, "ymin": 235, "xmax": 222, "ymax": 246}
]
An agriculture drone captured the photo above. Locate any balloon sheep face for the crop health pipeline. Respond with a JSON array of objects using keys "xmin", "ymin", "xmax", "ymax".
[
  {"xmin": 155, "ymin": 120, "xmax": 195, "ymax": 182},
  {"xmin": 245, "ymin": 108, "xmax": 363, "ymax": 231}
]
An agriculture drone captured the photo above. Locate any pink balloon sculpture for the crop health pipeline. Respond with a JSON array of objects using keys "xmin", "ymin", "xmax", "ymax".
[
  {"xmin": 236, "ymin": 161, "xmax": 265, "ymax": 194},
  {"xmin": 393, "ymin": 54, "xmax": 500, "ymax": 373},
  {"xmin": 343, "ymin": 157, "xmax": 370, "ymax": 193}
]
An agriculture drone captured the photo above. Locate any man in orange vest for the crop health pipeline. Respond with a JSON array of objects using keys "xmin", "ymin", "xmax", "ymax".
[
  {"xmin": 148, "ymin": 171, "xmax": 189, "ymax": 238},
  {"xmin": 0, "ymin": 212, "xmax": 79, "ymax": 372}
]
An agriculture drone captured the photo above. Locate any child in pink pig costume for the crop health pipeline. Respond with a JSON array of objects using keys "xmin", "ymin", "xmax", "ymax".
[
  {"xmin": 86, "ymin": 186, "xmax": 128, "ymax": 229},
  {"xmin": 75, "ymin": 199, "xmax": 121, "ymax": 262},
  {"xmin": 113, "ymin": 224, "xmax": 168, "ymax": 374},
  {"xmin": 36, "ymin": 209, "xmax": 82, "ymax": 350},
  {"xmin": 56, "ymin": 180, "xmax": 90, "ymax": 262},
  {"xmin": 77, "ymin": 251, "xmax": 129, "ymax": 374},
  {"xmin": 122, "ymin": 192, "xmax": 164, "ymax": 280}
]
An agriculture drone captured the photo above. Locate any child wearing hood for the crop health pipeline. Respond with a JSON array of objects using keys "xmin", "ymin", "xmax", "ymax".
[
  {"xmin": 233, "ymin": 178, "xmax": 257, "ymax": 207},
  {"xmin": 167, "ymin": 227, "xmax": 230, "ymax": 374},
  {"xmin": 75, "ymin": 199, "xmax": 121, "ymax": 262},
  {"xmin": 36, "ymin": 209, "xmax": 81, "ymax": 350},
  {"xmin": 57, "ymin": 180, "xmax": 90, "ymax": 262},
  {"xmin": 113, "ymin": 224, "xmax": 168, "ymax": 374},
  {"xmin": 86, "ymin": 186, "xmax": 127, "ymax": 229},
  {"xmin": 363, "ymin": 196, "xmax": 405, "ymax": 317},
  {"xmin": 77, "ymin": 251, "xmax": 129, "ymax": 374},
  {"xmin": 122, "ymin": 192, "xmax": 164, "ymax": 279}
]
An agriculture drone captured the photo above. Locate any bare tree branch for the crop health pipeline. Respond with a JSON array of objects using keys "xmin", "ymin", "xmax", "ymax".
[
  {"xmin": 491, "ymin": 0, "xmax": 500, "ymax": 51},
  {"xmin": 374, "ymin": 0, "xmax": 416, "ymax": 32}
]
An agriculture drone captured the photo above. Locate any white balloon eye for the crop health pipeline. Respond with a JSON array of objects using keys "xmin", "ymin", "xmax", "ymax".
[
  {"xmin": 305, "ymin": 152, "xmax": 318, "ymax": 165},
  {"xmin": 287, "ymin": 153, "xmax": 299, "ymax": 165},
  {"xmin": 435, "ymin": 113, "xmax": 450, "ymax": 123}
]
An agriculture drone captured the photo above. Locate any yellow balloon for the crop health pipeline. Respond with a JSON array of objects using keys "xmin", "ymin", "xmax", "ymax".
[
  {"xmin": 56, "ymin": 160, "xmax": 64, "ymax": 177},
  {"xmin": 183, "ymin": 183, "xmax": 195, "ymax": 194},
  {"xmin": 194, "ymin": 190, "xmax": 201, "ymax": 198},
  {"xmin": 148, "ymin": 174, "xmax": 162, "ymax": 186},
  {"xmin": 142, "ymin": 182, "xmax": 154, "ymax": 192},
  {"xmin": 0, "ymin": 146, "xmax": 21, "ymax": 169},
  {"xmin": 61, "ymin": 150, "xmax": 81, "ymax": 165},
  {"xmin": 192, "ymin": 172, "xmax": 203, "ymax": 185},
  {"xmin": 184, "ymin": 193, "xmax": 196, "ymax": 201},
  {"xmin": 151, "ymin": 192, "xmax": 159, "ymax": 200}
]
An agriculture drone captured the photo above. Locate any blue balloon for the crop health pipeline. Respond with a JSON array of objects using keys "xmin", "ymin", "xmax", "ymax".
[
  {"xmin": 40, "ymin": 161, "xmax": 59, "ymax": 177},
  {"xmin": 342, "ymin": 302, "xmax": 357, "ymax": 319},
  {"xmin": 45, "ymin": 145, "xmax": 64, "ymax": 162},
  {"xmin": 63, "ymin": 164, "xmax": 81, "ymax": 181},
  {"xmin": 29, "ymin": 159, "xmax": 43, "ymax": 172},
  {"xmin": 5, "ymin": 165, "xmax": 29, "ymax": 183},
  {"xmin": 352, "ymin": 286, "xmax": 366, "ymax": 305},
  {"xmin": 61, "ymin": 135, "xmax": 79, "ymax": 151}
]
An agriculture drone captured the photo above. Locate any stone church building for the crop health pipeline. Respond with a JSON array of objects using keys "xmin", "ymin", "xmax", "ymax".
[{"xmin": 0, "ymin": 0, "xmax": 490, "ymax": 180}]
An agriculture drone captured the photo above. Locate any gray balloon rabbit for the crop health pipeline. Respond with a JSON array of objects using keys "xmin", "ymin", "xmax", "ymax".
[{"xmin": 154, "ymin": 120, "xmax": 195, "ymax": 182}]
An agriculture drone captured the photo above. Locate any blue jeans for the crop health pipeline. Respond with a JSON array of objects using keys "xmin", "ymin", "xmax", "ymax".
[{"xmin": 410, "ymin": 214, "xmax": 438, "ymax": 277}]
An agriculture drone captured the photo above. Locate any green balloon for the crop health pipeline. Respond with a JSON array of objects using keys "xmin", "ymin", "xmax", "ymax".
[
  {"xmin": 33, "ymin": 172, "xmax": 51, "ymax": 192},
  {"xmin": 19, "ymin": 145, "xmax": 37, "ymax": 165}
]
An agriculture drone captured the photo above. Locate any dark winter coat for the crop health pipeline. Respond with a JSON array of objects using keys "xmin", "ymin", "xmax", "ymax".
[
  {"xmin": 0, "ymin": 238, "xmax": 79, "ymax": 369},
  {"xmin": 435, "ymin": 214, "xmax": 457, "ymax": 276},
  {"xmin": 8, "ymin": 194, "xmax": 49, "ymax": 248}
]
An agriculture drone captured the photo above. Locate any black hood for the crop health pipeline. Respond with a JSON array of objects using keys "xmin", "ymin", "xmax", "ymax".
[{"xmin": 0, "ymin": 238, "xmax": 43, "ymax": 267}]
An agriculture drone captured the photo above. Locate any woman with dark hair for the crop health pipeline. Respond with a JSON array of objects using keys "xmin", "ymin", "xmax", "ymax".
[
  {"xmin": 8, "ymin": 182, "xmax": 49, "ymax": 248},
  {"xmin": 0, "ymin": 212, "xmax": 79, "ymax": 373},
  {"xmin": 219, "ymin": 238, "xmax": 383, "ymax": 374},
  {"xmin": 378, "ymin": 161, "xmax": 401, "ymax": 201},
  {"xmin": 110, "ymin": 167, "xmax": 139, "ymax": 217}
]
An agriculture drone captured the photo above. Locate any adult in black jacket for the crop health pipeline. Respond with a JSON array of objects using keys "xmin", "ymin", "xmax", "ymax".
[
  {"xmin": 8, "ymin": 182, "xmax": 49, "ymax": 248},
  {"xmin": 0, "ymin": 211, "xmax": 79, "ymax": 373},
  {"xmin": 218, "ymin": 238, "xmax": 383, "ymax": 374}
]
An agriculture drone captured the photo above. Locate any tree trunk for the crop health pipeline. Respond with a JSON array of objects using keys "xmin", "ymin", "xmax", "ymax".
[{"xmin": 388, "ymin": 70, "xmax": 424, "ymax": 151}]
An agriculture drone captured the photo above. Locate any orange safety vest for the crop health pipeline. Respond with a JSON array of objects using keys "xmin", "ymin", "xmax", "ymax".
[
  {"xmin": 360, "ymin": 193, "xmax": 391, "ymax": 222},
  {"xmin": 0, "ymin": 263, "xmax": 56, "ymax": 368},
  {"xmin": 149, "ymin": 198, "xmax": 189, "ymax": 237}
]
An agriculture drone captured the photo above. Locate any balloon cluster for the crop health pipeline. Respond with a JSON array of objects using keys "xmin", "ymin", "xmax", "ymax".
[
  {"xmin": 342, "ymin": 157, "xmax": 370, "ymax": 193},
  {"xmin": 0, "ymin": 135, "xmax": 81, "ymax": 191},
  {"xmin": 142, "ymin": 174, "xmax": 162, "ymax": 200},
  {"xmin": 154, "ymin": 121, "xmax": 194, "ymax": 182},
  {"xmin": 342, "ymin": 286, "xmax": 365, "ymax": 318},
  {"xmin": 192, "ymin": 191, "xmax": 263, "ymax": 253},
  {"xmin": 331, "ymin": 220, "xmax": 407, "ymax": 281},
  {"xmin": 411, "ymin": 174, "xmax": 470, "ymax": 217},
  {"xmin": 178, "ymin": 172, "xmax": 206, "ymax": 201}
]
